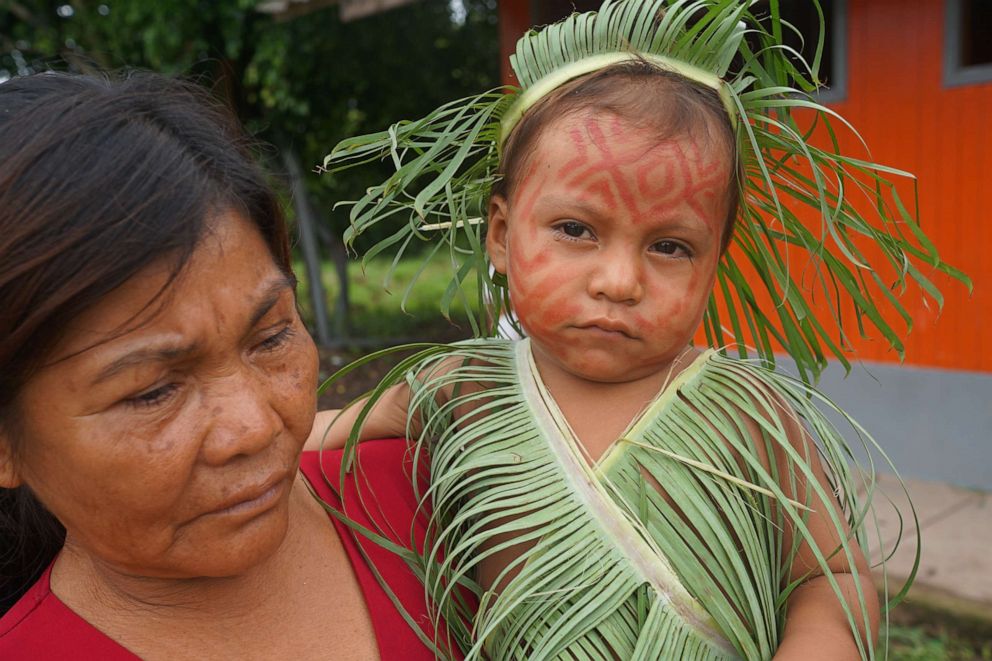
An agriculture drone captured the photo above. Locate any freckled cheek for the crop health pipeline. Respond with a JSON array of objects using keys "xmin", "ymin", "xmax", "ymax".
[
  {"xmin": 268, "ymin": 340, "xmax": 319, "ymax": 438},
  {"xmin": 145, "ymin": 426, "xmax": 184, "ymax": 455}
]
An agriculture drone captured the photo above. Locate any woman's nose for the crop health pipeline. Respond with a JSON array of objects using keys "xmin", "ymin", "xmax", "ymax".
[
  {"xmin": 587, "ymin": 251, "xmax": 643, "ymax": 305},
  {"xmin": 198, "ymin": 367, "xmax": 283, "ymax": 466}
]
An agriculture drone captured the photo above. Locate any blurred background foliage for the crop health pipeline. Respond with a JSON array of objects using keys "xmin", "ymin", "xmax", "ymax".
[{"xmin": 1, "ymin": 0, "xmax": 499, "ymax": 341}]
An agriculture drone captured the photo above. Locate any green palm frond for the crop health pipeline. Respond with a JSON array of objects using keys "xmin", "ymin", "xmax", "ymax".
[
  {"xmin": 328, "ymin": 339, "xmax": 917, "ymax": 660},
  {"xmin": 320, "ymin": 0, "xmax": 970, "ymax": 384}
]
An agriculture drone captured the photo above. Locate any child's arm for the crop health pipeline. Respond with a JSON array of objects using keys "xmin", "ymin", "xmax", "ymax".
[
  {"xmin": 304, "ymin": 354, "xmax": 476, "ymax": 452},
  {"xmin": 765, "ymin": 405, "xmax": 880, "ymax": 660},
  {"xmin": 303, "ymin": 383, "xmax": 415, "ymax": 452}
]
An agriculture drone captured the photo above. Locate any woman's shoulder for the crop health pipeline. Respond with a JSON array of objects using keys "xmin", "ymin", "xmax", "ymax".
[
  {"xmin": 301, "ymin": 441, "xmax": 461, "ymax": 660},
  {"xmin": 300, "ymin": 438, "xmax": 423, "ymax": 520},
  {"xmin": 0, "ymin": 563, "xmax": 138, "ymax": 660}
]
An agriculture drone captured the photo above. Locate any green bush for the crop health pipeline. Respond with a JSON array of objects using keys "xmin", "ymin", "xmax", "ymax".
[{"xmin": 296, "ymin": 256, "xmax": 482, "ymax": 342}]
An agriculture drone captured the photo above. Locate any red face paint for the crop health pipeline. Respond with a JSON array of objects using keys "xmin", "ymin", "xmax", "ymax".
[{"xmin": 500, "ymin": 111, "xmax": 730, "ymax": 385}]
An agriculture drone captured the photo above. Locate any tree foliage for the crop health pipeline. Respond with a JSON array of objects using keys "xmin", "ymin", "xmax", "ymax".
[{"xmin": 0, "ymin": 0, "xmax": 500, "ymax": 252}]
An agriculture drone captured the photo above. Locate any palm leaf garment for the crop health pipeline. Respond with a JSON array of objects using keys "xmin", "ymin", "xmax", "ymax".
[
  {"xmin": 317, "ymin": 1, "xmax": 945, "ymax": 657},
  {"xmin": 335, "ymin": 337, "xmax": 899, "ymax": 660}
]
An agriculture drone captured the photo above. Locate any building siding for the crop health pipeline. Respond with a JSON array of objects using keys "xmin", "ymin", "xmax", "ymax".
[{"xmin": 832, "ymin": 0, "xmax": 989, "ymax": 372}]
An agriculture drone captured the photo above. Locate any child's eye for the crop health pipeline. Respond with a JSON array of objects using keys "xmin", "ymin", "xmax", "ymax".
[
  {"xmin": 650, "ymin": 240, "xmax": 691, "ymax": 258},
  {"xmin": 125, "ymin": 383, "xmax": 179, "ymax": 409},
  {"xmin": 257, "ymin": 325, "xmax": 295, "ymax": 352},
  {"xmin": 553, "ymin": 221, "xmax": 593, "ymax": 240}
]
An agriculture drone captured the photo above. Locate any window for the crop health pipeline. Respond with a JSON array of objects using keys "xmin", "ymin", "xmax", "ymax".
[
  {"xmin": 944, "ymin": 0, "xmax": 992, "ymax": 87},
  {"xmin": 748, "ymin": 0, "xmax": 848, "ymax": 102}
]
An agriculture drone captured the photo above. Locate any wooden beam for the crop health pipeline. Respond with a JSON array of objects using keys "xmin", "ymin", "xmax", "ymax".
[{"xmin": 498, "ymin": 0, "xmax": 532, "ymax": 86}]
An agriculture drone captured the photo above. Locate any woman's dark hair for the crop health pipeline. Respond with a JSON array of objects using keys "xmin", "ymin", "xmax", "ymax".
[
  {"xmin": 0, "ymin": 71, "xmax": 292, "ymax": 612},
  {"xmin": 492, "ymin": 60, "xmax": 741, "ymax": 253}
]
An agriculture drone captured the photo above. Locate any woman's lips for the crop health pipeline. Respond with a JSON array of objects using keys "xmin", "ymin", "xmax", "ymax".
[{"xmin": 205, "ymin": 473, "xmax": 290, "ymax": 519}]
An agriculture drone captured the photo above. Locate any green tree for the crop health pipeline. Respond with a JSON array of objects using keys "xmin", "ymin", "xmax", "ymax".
[{"xmin": 0, "ymin": 0, "xmax": 499, "ymax": 341}]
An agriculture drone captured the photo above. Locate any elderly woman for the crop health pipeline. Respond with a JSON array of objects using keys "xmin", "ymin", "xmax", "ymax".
[{"xmin": 0, "ymin": 73, "xmax": 443, "ymax": 659}]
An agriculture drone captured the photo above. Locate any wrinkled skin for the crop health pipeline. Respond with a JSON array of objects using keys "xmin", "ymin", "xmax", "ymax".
[{"xmin": 2, "ymin": 210, "xmax": 319, "ymax": 579}]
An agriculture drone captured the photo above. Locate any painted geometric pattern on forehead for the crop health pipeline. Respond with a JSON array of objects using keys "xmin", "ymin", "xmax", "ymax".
[{"xmin": 556, "ymin": 116, "xmax": 727, "ymax": 229}]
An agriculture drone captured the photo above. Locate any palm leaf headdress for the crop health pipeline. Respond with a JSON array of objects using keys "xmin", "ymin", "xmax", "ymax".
[{"xmin": 322, "ymin": 0, "xmax": 968, "ymax": 383}]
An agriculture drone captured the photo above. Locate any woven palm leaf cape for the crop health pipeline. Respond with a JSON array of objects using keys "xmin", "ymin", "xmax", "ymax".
[{"xmin": 316, "ymin": 0, "xmax": 965, "ymax": 659}]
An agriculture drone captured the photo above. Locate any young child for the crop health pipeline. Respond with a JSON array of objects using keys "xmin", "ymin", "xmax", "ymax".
[{"xmin": 316, "ymin": 1, "xmax": 959, "ymax": 659}]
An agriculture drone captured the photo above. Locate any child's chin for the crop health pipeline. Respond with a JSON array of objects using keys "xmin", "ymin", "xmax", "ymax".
[{"xmin": 564, "ymin": 358, "xmax": 648, "ymax": 384}]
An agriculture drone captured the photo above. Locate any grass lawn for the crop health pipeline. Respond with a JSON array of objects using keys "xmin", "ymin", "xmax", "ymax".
[
  {"xmin": 296, "ymin": 255, "xmax": 482, "ymax": 343},
  {"xmin": 887, "ymin": 623, "xmax": 991, "ymax": 660}
]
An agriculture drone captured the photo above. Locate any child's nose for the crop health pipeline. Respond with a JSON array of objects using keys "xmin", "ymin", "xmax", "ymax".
[{"xmin": 588, "ymin": 254, "xmax": 643, "ymax": 305}]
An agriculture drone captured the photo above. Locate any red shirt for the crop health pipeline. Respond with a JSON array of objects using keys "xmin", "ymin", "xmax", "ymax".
[{"xmin": 0, "ymin": 439, "xmax": 453, "ymax": 660}]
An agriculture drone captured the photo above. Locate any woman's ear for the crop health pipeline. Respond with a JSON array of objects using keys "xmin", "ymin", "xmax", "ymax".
[
  {"xmin": 487, "ymin": 195, "xmax": 510, "ymax": 276},
  {"xmin": 0, "ymin": 437, "xmax": 23, "ymax": 489}
]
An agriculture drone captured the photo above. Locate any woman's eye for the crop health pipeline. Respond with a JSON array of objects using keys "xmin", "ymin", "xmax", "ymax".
[
  {"xmin": 651, "ymin": 240, "xmax": 690, "ymax": 257},
  {"xmin": 554, "ymin": 221, "xmax": 591, "ymax": 240},
  {"xmin": 125, "ymin": 383, "xmax": 179, "ymax": 409},
  {"xmin": 257, "ymin": 326, "xmax": 295, "ymax": 352}
]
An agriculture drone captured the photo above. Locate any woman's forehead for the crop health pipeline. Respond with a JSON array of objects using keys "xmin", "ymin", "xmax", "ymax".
[{"xmin": 43, "ymin": 212, "xmax": 286, "ymax": 368}]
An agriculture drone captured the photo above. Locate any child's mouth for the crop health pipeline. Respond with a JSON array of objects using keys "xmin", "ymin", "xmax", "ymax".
[{"xmin": 574, "ymin": 320, "xmax": 637, "ymax": 340}]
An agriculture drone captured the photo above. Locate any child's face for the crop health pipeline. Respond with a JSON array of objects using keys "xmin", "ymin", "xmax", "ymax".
[{"xmin": 487, "ymin": 110, "xmax": 730, "ymax": 384}]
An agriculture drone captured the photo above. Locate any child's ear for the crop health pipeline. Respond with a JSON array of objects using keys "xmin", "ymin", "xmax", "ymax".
[
  {"xmin": 487, "ymin": 195, "xmax": 510, "ymax": 275},
  {"xmin": 0, "ymin": 436, "xmax": 23, "ymax": 489}
]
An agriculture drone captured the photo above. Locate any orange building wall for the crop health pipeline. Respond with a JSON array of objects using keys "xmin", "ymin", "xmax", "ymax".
[
  {"xmin": 498, "ymin": 0, "xmax": 988, "ymax": 373},
  {"xmin": 828, "ymin": 0, "xmax": 988, "ymax": 372}
]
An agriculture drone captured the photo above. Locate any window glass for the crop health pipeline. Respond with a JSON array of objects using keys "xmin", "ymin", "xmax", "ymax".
[
  {"xmin": 746, "ymin": 0, "xmax": 846, "ymax": 100},
  {"xmin": 961, "ymin": 0, "xmax": 992, "ymax": 67},
  {"xmin": 945, "ymin": 0, "xmax": 992, "ymax": 86}
]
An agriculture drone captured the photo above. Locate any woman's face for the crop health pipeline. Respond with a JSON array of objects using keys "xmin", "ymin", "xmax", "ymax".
[{"xmin": 2, "ymin": 211, "xmax": 318, "ymax": 579}]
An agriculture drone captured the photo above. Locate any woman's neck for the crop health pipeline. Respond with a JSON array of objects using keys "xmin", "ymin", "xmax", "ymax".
[{"xmin": 48, "ymin": 475, "xmax": 355, "ymax": 657}]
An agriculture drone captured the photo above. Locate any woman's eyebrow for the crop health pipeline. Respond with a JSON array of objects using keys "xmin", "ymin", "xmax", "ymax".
[
  {"xmin": 247, "ymin": 274, "xmax": 296, "ymax": 330},
  {"xmin": 93, "ymin": 343, "xmax": 199, "ymax": 385},
  {"xmin": 91, "ymin": 275, "xmax": 295, "ymax": 385}
]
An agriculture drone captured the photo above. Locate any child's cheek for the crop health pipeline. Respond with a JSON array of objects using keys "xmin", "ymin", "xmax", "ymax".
[
  {"xmin": 507, "ymin": 237, "xmax": 560, "ymax": 302},
  {"xmin": 631, "ymin": 298, "xmax": 689, "ymax": 337},
  {"xmin": 510, "ymin": 267, "xmax": 581, "ymax": 333},
  {"xmin": 513, "ymin": 242, "xmax": 551, "ymax": 274},
  {"xmin": 632, "ymin": 271, "xmax": 712, "ymax": 337},
  {"xmin": 507, "ymin": 239, "xmax": 583, "ymax": 335}
]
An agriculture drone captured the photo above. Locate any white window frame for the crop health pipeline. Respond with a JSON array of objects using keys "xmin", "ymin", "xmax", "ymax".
[{"xmin": 944, "ymin": 0, "xmax": 992, "ymax": 87}]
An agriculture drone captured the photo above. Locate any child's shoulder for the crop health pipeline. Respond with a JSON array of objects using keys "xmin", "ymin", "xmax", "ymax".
[
  {"xmin": 403, "ymin": 337, "xmax": 519, "ymax": 398},
  {"xmin": 669, "ymin": 350, "xmax": 817, "ymax": 450},
  {"xmin": 692, "ymin": 350, "xmax": 807, "ymax": 404},
  {"xmin": 408, "ymin": 337, "xmax": 518, "ymax": 374}
]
